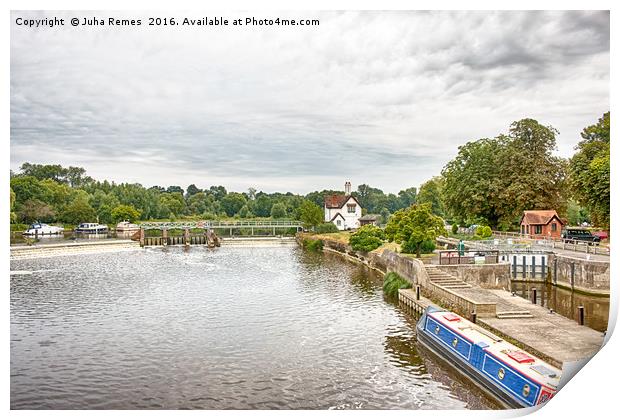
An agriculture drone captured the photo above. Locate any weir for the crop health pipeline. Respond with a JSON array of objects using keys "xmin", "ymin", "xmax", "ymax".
[{"xmin": 138, "ymin": 220, "xmax": 303, "ymax": 247}]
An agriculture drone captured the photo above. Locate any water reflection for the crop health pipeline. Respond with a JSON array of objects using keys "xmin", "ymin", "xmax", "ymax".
[{"xmin": 511, "ymin": 281, "xmax": 609, "ymax": 332}]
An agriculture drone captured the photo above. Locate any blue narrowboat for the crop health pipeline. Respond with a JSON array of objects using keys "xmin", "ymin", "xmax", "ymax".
[{"xmin": 417, "ymin": 306, "xmax": 560, "ymax": 409}]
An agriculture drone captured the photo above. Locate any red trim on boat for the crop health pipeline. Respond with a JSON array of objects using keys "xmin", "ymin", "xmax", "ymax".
[{"xmin": 427, "ymin": 313, "xmax": 474, "ymax": 343}]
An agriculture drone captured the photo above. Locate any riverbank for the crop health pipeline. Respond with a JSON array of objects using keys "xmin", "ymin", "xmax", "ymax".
[{"xmin": 298, "ymin": 233, "xmax": 605, "ymax": 369}]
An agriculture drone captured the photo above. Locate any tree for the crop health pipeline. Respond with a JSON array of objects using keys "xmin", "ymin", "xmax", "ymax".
[
  {"xmin": 237, "ymin": 205, "xmax": 253, "ymax": 218},
  {"xmin": 442, "ymin": 138, "xmax": 504, "ymax": 228},
  {"xmin": 566, "ymin": 199, "xmax": 590, "ymax": 226},
  {"xmin": 398, "ymin": 187, "xmax": 417, "ymax": 208},
  {"xmin": 349, "ymin": 225, "xmax": 385, "ymax": 252},
  {"xmin": 385, "ymin": 203, "xmax": 446, "ymax": 257},
  {"xmin": 417, "ymin": 177, "xmax": 445, "ymax": 217},
  {"xmin": 166, "ymin": 186, "xmax": 184, "ymax": 195},
  {"xmin": 59, "ymin": 197, "xmax": 97, "ymax": 224},
  {"xmin": 569, "ymin": 112, "xmax": 610, "ymax": 228},
  {"xmin": 18, "ymin": 199, "xmax": 56, "ymax": 223},
  {"xmin": 270, "ymin": 202, "xmax": 287, "ymax": 219},
  {"xmin": 111, "ymin": 204, "xmax": 141, "ymax": 222},
  {"xmin": 186, "ymin": 184, "xmax": 201, "ymax": 197},
  {"xmin": 299, "ymin": 200, "xmax": 324, "ymax": 229},
  {"xmin": 10, "ymin": 188, "xmax": 16, "ymax": 223},
  {"xmin": 159, "ymin": 192, "xmax": 185, "ymax": 218},
  {"xmin": 442, "ymin": 119, "xmax": 567, "ymax": 229},
  {"xmin": 221, "ymin": 192, "xmax": 247, "ymax": 217},
  {"xmin": 497, "ymin": 119, "xmax": 567, "ymax": 227}
]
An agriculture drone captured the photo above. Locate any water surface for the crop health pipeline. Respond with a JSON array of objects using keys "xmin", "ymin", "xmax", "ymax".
[{"xmin": 11, "ymin": 246, "xmax": 497, "ymax": 409}]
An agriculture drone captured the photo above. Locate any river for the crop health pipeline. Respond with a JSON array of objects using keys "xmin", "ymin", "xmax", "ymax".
[{"xmin": 10, "ymin": 245, "xmax": 499, "ymax": 410}]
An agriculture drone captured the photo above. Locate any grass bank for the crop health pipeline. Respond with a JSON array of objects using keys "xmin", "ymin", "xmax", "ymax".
[{"xmin": 383, "ymin": 272, "xmax": 412, "ymax": 298}]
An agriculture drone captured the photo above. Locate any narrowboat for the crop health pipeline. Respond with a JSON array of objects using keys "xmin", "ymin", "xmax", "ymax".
[
  {"xmin": 75, "ymin": 223, "xmax": 108, "ymax": 233},
  {"xmin": 23, "ymin": 222, "xmax": 64, "ymax": 236},
  {"xmin": 417, "ymin": 306, "xmax": 560, "ymax": 409}
]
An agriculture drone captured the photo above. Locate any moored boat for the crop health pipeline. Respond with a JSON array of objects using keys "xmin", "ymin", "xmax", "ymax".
[
  {"xmin": 115, "ymin": 220, "xmax": 140, "ymax": 232},
  {"xmin": 416, "ymin": 306, "xmax": 560, "ymax": 409},
  {"xmin": 75, "ymin": 223, "xmax": 109, "ymax": 233},
  {"xmin": 23, "ymin": 222, "xmax": 64, "ymax": 236}
]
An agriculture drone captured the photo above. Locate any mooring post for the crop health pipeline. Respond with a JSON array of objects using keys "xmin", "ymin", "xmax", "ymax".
[
  {"xmin": 471, "ymin": 311, "xmax": 477, "ymax": 324},
  {"xmin": 139, "ymin": 227, "xmax": 145, "ymax": 247},
  {"xmin": 513, "ymin": 255, "xmax": 517, "ymax": 278},
  {"xmin": 541, "ymin": 256, "xmax": 546, "ymax": 281},
  {"xmin": 578, "ymin": 306, "xmax": 585, "ymax": 325},
  {"xmin": 184, "ymin": 228, "xmax": 190, "ymax": 246},
  {"xmin": 531, "ymin": 255, "xmax": 536, "ymax": 278},
  {"xmin": 416, "ymin": 285, "xmax": 420, "ymax": 300},
  {"xmin": 531, "ymin": 287, "xmax": 537, "ymax": 304},
  {"xmin": 162, "ymin": 228, "xmax": 168, "ymax": 246},
  {"xmin": 522, "ymin": 256, "xmax": 526, "ymax": 279}
]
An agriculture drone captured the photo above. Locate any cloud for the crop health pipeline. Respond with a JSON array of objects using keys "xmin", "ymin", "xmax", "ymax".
[{"xmin": 10, "ymin": 10, "xmax": 609, "ymax": 193}]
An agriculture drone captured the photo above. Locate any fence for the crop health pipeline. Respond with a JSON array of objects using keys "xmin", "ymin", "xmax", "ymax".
[
  {"xmin": 438, "ymin": 250, "xmax": 499, "ymax": 265},
  {"xmin": 491, "ymin": 231, "xmax": 609, "ymax": 256}
]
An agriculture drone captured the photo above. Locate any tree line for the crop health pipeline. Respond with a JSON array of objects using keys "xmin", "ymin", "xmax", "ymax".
[
  {"xmin": 417, "ymin": 113, "xmax": 610, "ymax": 231},
  {"xmin": 9, "ymin": 165, "xmax": 420, "ymax": 228}
]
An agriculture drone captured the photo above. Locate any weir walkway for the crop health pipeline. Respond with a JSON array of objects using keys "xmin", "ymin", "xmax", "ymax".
[{"xmin": 139, "ymin": 220, "xmax": 304, "ymax": 247}]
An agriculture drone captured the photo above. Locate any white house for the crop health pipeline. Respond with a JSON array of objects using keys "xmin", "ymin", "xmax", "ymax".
[{"xmin": 324, "ymin": 181, "xmax": 362, "ymax": 230}]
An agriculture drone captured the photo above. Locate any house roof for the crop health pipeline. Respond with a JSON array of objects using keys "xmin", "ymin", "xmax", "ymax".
[
  {"xmin": 329, "ymin": 212, "xmax": 345, "ymax": 222},
  {"xmin": 520, "ymin": 210, "xmax": 565, "ymax": 226},
  {"xmin": 324, "ymin": 194, "xmax": 361, "ymax": 209},
  {"xmin": 359, "ymin": 214, "xmax": 380, "ymax": 221}
]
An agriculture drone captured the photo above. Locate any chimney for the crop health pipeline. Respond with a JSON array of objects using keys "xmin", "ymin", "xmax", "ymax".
[{"xmin": 345, "ymin": 181, "xmax": 351, "ymax": 195}]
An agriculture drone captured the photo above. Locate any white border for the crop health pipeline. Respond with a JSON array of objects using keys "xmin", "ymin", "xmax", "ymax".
[{"xmin": 3, "ymin": 2, "xmax": 616, "ymax": 420}]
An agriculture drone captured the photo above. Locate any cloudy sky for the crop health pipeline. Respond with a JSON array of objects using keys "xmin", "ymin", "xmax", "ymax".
[{"xmin": 10, "ymin": 10, "xmax": 609, "ymax": 193}]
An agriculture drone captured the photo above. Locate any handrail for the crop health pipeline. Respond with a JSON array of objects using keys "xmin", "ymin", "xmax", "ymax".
[{"xmin": 140, "ymin": 220, "xmax": 304, "ymax": 229}]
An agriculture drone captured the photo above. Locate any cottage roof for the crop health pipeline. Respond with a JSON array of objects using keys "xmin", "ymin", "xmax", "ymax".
[
  {"xmin": 329, "ymin": 212, "xmax": 345, "ymax": 222},
  {"xmin": 520, "ymin": 210, "xmax": 564, "ymax": 226},
  {"xmin": 324, "ymin": 194, "xmax": 361, "ymax": 209},
  {"xmin": 358, "ymin": 214, "xmax": 380, "ymax": 221}
]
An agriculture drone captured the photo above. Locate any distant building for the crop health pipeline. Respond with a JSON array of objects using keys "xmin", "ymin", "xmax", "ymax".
[
  {"xmin": 324, "ymin": 181, "xmax": 362, "ymax": 230},
  {"xmin": 358, "ymin": 214, "xmax": 381, "ymax": 227},
  {"xmin": 519, "ymin": 210, "xmax": 565, "ymax": 239}
]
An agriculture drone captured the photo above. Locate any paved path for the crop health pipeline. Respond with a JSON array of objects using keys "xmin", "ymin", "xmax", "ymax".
[{"xmin": 478, "ymin": 290, "xmax": 605, "ymax": 368}]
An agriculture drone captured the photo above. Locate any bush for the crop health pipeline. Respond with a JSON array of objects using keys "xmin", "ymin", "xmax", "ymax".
[
  {"xmin": 349, "ymin": 225, "xmax": 385, "ymax": 252},
  {"xmin": 451, "ymin": 224, "xmax": 458, "ymax": 234},
  {"xmin": 420, "ymin": 239, "xmax": 436, "ymax": 253},
  {"xmin": 475, "ymin": 225, "xmax": 493, "ymax": 238},
  {"xmin": 315, "ymin": 222, "xmax": 339, "ymax": 233},
  {"xmin": 383, "ymin": 272, "xmax": 412, "ymax": 298},
  {"xmin": 303, "ymin": 239, "xmax": 323, "ymax": 251}
]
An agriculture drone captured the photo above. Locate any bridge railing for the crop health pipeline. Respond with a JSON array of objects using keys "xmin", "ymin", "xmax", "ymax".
[{"xmin": 140, "ymin": 220, "xmax": 303, "ymax": 230}]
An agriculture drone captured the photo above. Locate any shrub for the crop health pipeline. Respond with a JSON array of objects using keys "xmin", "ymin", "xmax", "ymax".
[
  {"xmin": 451, "ymin": 224, "xmax": 458, "ymax": 234},
  {"xmin": 303, "ymin": 238, "xmax": 324, "ymax": 251},
  {"xmin": 315, "ymin": 222, "xmax": 339, "ymax": 233},
  {"xmin": 349, "ymin": 225, "xmax": 385, "ymax": 252},
  {"xmin": 383, "ymin": 272, "xmax": 412, "ymax": 298},
  {"xmin": 475, "ymin": 225, "xmax": 493, "ymax": 238},
  {"xmin": 420, "ymin": 239, "xmax": 436, "ymax": 253}
]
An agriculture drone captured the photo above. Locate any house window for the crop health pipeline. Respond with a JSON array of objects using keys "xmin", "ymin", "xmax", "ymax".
[
  {"xmin": 336, "ymin": 220, "xmax": 341, "ymax": 226},
  {"xmin": 535, "ymin": 225, "xmax": 542, "ymax": 235},
  {"xmin": 526, "ymin": 225, "xmax": 530, "ymax": 234},
  {"xmin": 347, "ymin": 204, "xmax": 356, "ymax": 213},
  {"xmin": 521, "ymin": 225, "xmax": 525, "ymax": 234},
  {"xmin": 552, "ymin": 223, "xmax": 557, "ymax": 232}
]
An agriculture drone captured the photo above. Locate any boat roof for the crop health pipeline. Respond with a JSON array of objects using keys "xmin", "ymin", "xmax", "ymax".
[{"xmin": 427, "ymin": 310, "xmax": 561, "ymax": 390}]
